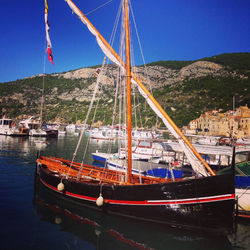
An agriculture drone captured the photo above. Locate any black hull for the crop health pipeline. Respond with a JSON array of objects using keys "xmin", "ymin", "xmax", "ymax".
[
  {"xmin": 10, "ymin": 133, "xmax": 29, "ymax": 137},
  {"xmin": 45, "ymin": 129, "xmax": 58, "ymax": 138},
  {"xmin": 33, "ymin": 179, "xmax": 233, "ymax": 249},
  {"xmin": 36, "ymin": 163, "xmax": 235, "ymax": 235},
  {"xmin": 31, "ymin": 135, "xmax": 47, "ymax": 138}
]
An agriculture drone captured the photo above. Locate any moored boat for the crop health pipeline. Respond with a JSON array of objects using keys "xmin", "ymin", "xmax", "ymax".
[
  {"xmin": 236, "ymin": 138, "xmax": 250, "ymax": 146},
  {"xmin": 89, "ymin": 127, "xmax": 117, "ymax": 140},
  {"xmin": 44, "ymin": 129, "xmax": 58, "ymax": 138},
  {"xmin": 0, "ymin": 118, "xmax": 14, "ymax": 135},
  {"xmin": 195, "ymin": 136, "xmax": 219, "ymax": 146},
  {"xmin": 0, "ymin": 117, "xmax": 29, "ymax": 137},
  {"xmin": 235, "ymin": 160, "xmax": 250, "ymax": 218},
  {"xmin": 105, "ymin": 157, "xmax": 194, "ymax": 178},
  {"xmin": 36, "ymin": 0, "xmax": 235, "ymax": 235},
  {"xmin": 36, "ymin": 155, "xmax": 235, "ymax": 234},
  {"xmin": 33, "ymin": 177, "xmax": 234, "ymax": 250},
  {"xmin": 19, "ymin": 117, "xmax": 47, "ymax": 137},
  {"xmin": 217, "ymin": 151, "xmax": 250, "ymax": 218},
  {"xmin": 66, "ymin": 124, "xmax": 76, "ymax": 132}
]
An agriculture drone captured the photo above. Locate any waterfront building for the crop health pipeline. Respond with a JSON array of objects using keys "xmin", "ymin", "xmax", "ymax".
[{"xmin": 187, "ymin": 106, "xmax": 250, "ymax": 139}]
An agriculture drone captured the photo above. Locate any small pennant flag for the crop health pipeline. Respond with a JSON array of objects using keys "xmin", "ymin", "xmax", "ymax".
[
  {"xmin": 47, "ymin": 47, "xmax": 53, "ymax": 65},
  {"xmin": 45, "ymin": 0, "xmax": 54, "ymax": 65}
]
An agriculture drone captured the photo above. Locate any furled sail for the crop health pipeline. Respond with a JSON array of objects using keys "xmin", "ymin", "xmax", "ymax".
[
  {"xmin": 131, "ymin": 76, "xmax": 210, "ymax": 176},
  {"xmin": 64, "ymin": 0, "xmax": 213, "ymax": 177}
]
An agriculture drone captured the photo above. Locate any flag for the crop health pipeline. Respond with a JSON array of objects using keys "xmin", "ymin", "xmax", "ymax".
[
  {"xmin": 47, "ymin": 47, "xmax": 53, "ymax": 65},
  {"xmin": 45, "ymin": 0, "xmax": 54, "ymax": 65}
]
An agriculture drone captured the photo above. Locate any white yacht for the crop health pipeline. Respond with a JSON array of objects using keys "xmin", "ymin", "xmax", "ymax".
[
  {"xmin": 0, "ymin": 118, "xmax": 29, "ymax": 136},
  {"xmin": 19, "ymin": 117, "xmax": 47, "ymax": 137},
  {"xmin": 0, "ymin": 118, "xmax": 14, "ymax": 135}
]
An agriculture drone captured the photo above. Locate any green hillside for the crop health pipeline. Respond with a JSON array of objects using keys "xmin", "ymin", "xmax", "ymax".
[
  {"xmin": 201, "ymin": 52, "xmax": 250, "ymax": 71},
  {"xmin": 0, "ymin": 53, "xmax": 249, "ymax": 127},
  {"xmin": 153, "ymin": 75, "xmax": 250, "ymax": 126},
  {"xmin": 139, "ymin": 53, "xmax": 250, "ymax": 127}
]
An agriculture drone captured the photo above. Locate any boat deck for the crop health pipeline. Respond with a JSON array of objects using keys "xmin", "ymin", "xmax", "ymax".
[{"xmin": 37, "ymin": 156, "xmax": 174, "ymax": 185}]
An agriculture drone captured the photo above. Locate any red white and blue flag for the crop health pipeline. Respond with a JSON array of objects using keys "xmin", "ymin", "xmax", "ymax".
[{"xmin": 45, "ymin": 0, "xmax": 54, "ymax": 65}]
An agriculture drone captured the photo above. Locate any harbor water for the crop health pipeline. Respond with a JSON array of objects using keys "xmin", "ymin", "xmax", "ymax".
[{"xmin": 0, "ymin": 134, "xmax": 250, "ymax": 250}]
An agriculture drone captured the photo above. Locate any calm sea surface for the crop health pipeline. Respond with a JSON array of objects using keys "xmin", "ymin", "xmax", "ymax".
[{"xmin": 0, "ymin": 134, "xmax": 250, "ymax": 250}]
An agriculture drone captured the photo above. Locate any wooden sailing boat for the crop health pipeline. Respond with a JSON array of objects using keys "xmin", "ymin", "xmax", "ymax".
[{"xmin": 36, "ymin": 0, "xmax": 235, "ymax": 234}]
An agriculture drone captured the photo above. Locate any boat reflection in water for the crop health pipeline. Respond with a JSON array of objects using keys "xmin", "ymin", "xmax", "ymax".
[{"xmin": 33, "ymin": 176, "xmax": 234, "ymax": 250}]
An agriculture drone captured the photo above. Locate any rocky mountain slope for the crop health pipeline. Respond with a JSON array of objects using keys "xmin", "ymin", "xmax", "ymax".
[{"xmin": 0, "ymin": 53, "xmax": 249, "ymax": 127}]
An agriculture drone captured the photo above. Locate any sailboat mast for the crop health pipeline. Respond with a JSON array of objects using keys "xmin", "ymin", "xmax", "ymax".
[{"xmin": 124, "ymin": 0, "xmax": 132, "ymax": 183}]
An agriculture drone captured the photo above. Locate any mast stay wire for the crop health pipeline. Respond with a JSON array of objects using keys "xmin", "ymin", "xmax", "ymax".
[
  {"xmin": 74, "ymin": 0, "xmax": 123, "ymax": 182},
  {"xmin": 101, "ymin": 0, "xmax": 126, "ymax": 181},
  {"xmin": 68, "ymin": 0, "xmax": 122, "ymax": 173},
  {"xmin": 130, "ymin": 1, "xmax": 160, "ymax": 128},
  {"xmin": 40, "ymin": 37, "xmax": 47, "ymax": 129},
  {"xmin": 84, "ymin": 0, "xmax": 113, "ymax": 16},
  {"xmin": 76, "ymin": 100, "xmax": 99, "ymax": 180}
]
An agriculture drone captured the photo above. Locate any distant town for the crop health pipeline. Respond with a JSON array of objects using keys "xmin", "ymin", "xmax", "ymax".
[{"xmin": 184, "ymin": 105, "xmax": 250, "ymax": 139}]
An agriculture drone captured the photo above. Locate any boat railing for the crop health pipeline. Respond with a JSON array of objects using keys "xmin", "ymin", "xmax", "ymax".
[{"xmin": 38, "ymin": 156, "xmax": 170, "ymax": 185}]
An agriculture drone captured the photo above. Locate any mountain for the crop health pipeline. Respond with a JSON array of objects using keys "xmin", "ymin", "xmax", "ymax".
[{"xmin": 0, "ymin": 53, "xmax": 249, "ymax": 127}]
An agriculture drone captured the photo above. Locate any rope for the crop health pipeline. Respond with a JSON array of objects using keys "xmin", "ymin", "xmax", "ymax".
[
  {"xmin": 40, "ymin": 35, "xmax": 47, "ymax": 128},
  {"xmin": 130, "ymin": 0, "xmax": 160, "ymax": 129},
  {"xmin": 117, "ymin": 68, "xmax": 123, "ymax": 157},
  {"xmin": 77, "ymin": 101, "xmax": 99, "ymax": 180},
  {"xmin": 98, "ymin": 0, "xmax": 124, "ymax": 183},
  {"xmin": 129, "ymin": 25, "xmax": 138, "ymax": 130},
  {"xmin": 67, "ymin": 0, "xmax": 124, "ymax": 180},
  {"xmin": 66, "ymin": 57, "xmax": 108, "ymax": 178},
  {"xmin": 75, "ymin": 0, "xmax": 124, "ymax": 183},
  {"xmin": 84, "ymin": 0, "xmax": 113, "ymax": 16},
  {"xmin": 136, "ymin": 94, "xmax": 143, "ymax": 128},
  {"xmin": 130, "ymin": 1, "xmax": 153, "ymax": 93}
]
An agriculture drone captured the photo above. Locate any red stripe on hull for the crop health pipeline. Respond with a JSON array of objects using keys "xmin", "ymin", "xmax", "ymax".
[
  {"xmin": 40, "ymin": 177, "xmax": 235, "ymax": 206},
  {"xmin": 238, "ymin": 214, "xmax": 250, "ymax": 219}
]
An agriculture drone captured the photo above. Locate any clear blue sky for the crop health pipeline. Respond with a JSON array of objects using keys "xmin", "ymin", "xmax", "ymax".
[{"xmin": 0, "ymin": 0, "xmax": 250, "ymax": 83}]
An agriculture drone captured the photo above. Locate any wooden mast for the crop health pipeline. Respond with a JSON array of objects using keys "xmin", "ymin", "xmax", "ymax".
[{"xmin": 124, "ymin": 0, "xmax": 132, "ymax": 183}]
